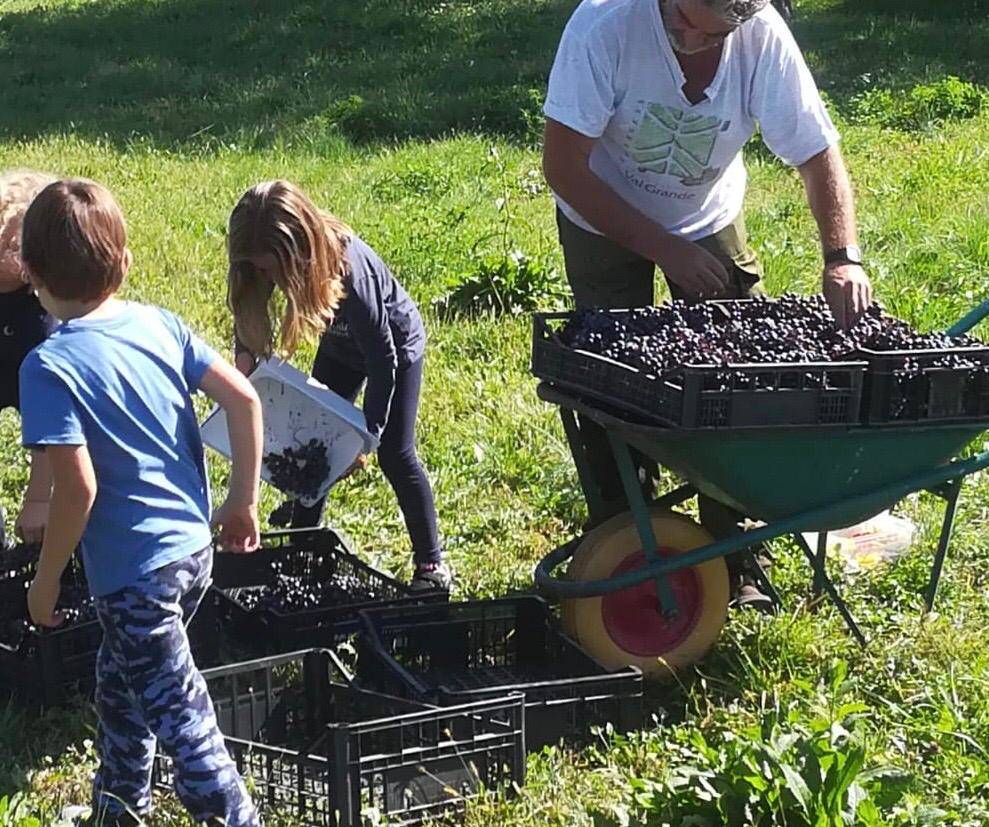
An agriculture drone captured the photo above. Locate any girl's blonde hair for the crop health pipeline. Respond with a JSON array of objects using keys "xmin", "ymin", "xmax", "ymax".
[
  {"xmin": 227, "ymin": 180, "xmax": 350, "ymax": 357},
  {"xmin": 0, "ymin": 169, "xmax": 57, "ymax": 279}
]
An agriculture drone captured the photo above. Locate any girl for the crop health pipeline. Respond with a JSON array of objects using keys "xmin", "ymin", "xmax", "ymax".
[
  {"xmin": 0, "ymin": 169, "xmax": 58, "ymax": 545},
  {"xmin": 227, "ymin": 180, "xmax": 450, "ymax": 591}
]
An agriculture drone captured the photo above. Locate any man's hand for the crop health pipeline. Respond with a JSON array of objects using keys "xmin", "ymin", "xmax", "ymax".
[
  {"xmin": 211, "ymin": 498, "xmax": 260, "ymax": 553},
  {"xmin": 28, "ymin": 571, "xmax": 63, "ymax": 628},
  {"xmin": 15, "ymin": 499, "xmax": 48, "ymax": 545},
  {"xmin": 824, "ymin": 263, "xmax": 872, "ymax": 330},
  {"xmin": 653, "ymin": 236, "xmax": 730, "ymax": 299}
]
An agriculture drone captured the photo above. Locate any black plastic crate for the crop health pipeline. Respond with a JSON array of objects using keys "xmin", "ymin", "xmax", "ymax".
[
  {"xmin": 856, "ymin": 346, "xmax": 989, "ymax": 425},
  {"xmin": 212, "ymin": 529, "xmax": 445, "ymax": 653},
  {"xmin": 0, "ymin": 549, "xmax": 219, "ymax": 707},
  {"xmin": 357, "ymin": 596, "xmax": 643, "ymax": 752},
  {"xmin": 153, "ymin": 648, "xmax": 525, "ymax": 827},
  {"xmin": 532, "ymin": 310, "xmax": 866, "ymax": 429}
]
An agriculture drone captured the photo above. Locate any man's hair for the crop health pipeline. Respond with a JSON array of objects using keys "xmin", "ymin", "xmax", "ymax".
[
  {"xmin": 21, "ymin": 178, "xmax": 128, "ymax": 302},
  {"xmin": 704, "ymin": 0, "xmax": 771, "ymax": 25}
]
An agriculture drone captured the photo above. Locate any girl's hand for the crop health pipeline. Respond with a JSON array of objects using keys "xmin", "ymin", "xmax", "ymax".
[
  {"xmin": 340, "ymin": 453, "xmax": 369, "ymax": 481},
  {"xmin": 234, "ymin": 352, "xmax": 258, "ymax": 376},
  {"xmin": 16, "ymin": 499, "xmax": 49, "ymax": 545},
  {"xmin": 28, "ymin": 572, "xmax": 63, "ymax": 628},
  {"xmin": 211, "ymin": 498, "xmax": 260, "ymax": 553}
]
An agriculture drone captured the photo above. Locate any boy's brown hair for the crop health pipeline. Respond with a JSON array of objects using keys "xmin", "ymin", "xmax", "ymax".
[{"xmin": 21, "ymin": 178, "xmax": 128, "ymax": 302}]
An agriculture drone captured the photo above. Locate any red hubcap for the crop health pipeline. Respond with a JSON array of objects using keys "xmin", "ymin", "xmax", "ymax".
[{"xmin": 601, "ymin": 549, "xmax": 701, "ymax": 656}]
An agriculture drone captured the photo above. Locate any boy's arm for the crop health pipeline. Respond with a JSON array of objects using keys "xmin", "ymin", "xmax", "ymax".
[
  {"xmin": 28, "ymin": 445, "xmax": 96, "ymax": 627},
  {"xmin": 16, "ymin": 449, "xmax": 52, "ymax": 544},
  {"xmin": 199, "ymin": 358, "xmax": 263, "ymax": 552}
]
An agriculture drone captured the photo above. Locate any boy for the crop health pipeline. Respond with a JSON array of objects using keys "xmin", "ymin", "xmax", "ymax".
[
  {"xmin": 0, "ymin": 169, "xmax": 58, "ymax": 545},
  {"xmin": 19, "ymin": 178, "xmax": 262, "ymax": 827}
]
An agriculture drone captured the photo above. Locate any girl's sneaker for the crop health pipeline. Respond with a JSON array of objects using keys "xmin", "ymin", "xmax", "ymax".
[{"xmin": 410, "ymin": 562, "xmax": 453, "ymax": 592}]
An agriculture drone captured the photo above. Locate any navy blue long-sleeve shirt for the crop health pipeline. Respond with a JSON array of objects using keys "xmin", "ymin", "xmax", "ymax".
[
  {"xmin": 237, "ymin": 235, "xmax": 425, "ymax": 440},
  {"xmin": 315, "ymin": 236, "xmax": 425, "ymax": 438}
]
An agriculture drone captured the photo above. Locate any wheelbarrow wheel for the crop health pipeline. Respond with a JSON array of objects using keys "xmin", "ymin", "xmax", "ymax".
[{"xmin": 562, "ymin": 509, "xmax": 729, "ymax": 679}]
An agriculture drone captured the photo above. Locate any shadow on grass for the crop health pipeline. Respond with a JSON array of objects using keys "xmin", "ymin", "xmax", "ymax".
[
  {"xmin": 1, "ymin": 0, "xmax": 986, "ymax": 150},
  {"xmin": 793, "ymin": 0, "xmax": 989, "ymax": 105},
  {"xmin": 0, "ymin": 0, "xmax": 571, "ymax": 149}
]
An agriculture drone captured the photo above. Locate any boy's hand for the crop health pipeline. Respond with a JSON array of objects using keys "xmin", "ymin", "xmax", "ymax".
[
  {"xmin": 28, "ymin": 572, "xmax": 63, "ymax": 628},
  {"xmin": 212, "ymin": 499, "xmax": 260, "ymax": 553},
  {"xmin": 16, "ymin": 499, "xmax": 49, "ymax": 545}
]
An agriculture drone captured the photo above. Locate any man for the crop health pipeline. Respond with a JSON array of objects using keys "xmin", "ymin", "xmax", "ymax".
[{"xmin": 542, "ymin": 0, "xmax": 872, "ymax": 605}]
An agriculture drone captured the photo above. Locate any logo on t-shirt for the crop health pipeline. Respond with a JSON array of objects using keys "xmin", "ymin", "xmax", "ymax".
[{"xmin": 627, "ymin": 102, "xmax": 731, "ymax": 187}]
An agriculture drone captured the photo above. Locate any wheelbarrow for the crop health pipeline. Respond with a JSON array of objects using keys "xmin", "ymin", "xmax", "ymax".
[{"xmin": 533, "ymin": 299, "xmax": 989, "ymax": 679}]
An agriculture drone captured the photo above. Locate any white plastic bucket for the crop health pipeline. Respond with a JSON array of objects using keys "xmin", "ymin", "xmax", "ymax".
[{"xmin": 201, "ymin": 357, "xmax": 378, "ymax": 506}]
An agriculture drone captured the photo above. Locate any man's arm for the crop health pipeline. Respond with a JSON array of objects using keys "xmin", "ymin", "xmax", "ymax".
[
  {"xmin": 16, "ymin": 449, "xmax": 52, "ymax": 544},
  {"xmin": 543, "ymin": 119, "xmax": 729, "ymax": 297},
  {"xmin": 27, "ymin": 445, "xmax": 96, "ymax": 627},
  {"xmin": 798, "ymin": 144, "xmax": 873, "ymax": 328}
]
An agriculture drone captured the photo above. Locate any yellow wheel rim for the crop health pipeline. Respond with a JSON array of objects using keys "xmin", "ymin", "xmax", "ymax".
[{"xmin": 562, "ymin": 509, "xmax": 729, "ymax": 679}]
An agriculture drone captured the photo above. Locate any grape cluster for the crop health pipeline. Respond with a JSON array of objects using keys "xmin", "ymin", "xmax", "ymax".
[
  {"xmin": 560, "ymin": 296, "xmax": 988, "ymax": 385},
  {"xmin": 263, "ymin": 439, "xmax": 331, "ymax": 499},
  {"xmin": 227, "ymin": 558, "xmax": 381, "ymax": 615}
]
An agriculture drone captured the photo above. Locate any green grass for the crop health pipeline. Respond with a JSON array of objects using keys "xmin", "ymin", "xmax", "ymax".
[{"xmin": 1, "ymin": 0, "xmax": 989, "ymax": 823}]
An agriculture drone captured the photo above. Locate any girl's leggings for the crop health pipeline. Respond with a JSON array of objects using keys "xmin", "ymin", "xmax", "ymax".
[{"xmin": 292, "ymin": 355, "xmax": 443, "ymax": 566}]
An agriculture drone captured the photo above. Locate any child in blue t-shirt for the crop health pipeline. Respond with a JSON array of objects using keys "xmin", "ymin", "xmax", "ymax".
[
  {"xmin": 18, "ymin": 179, "xmax": 262, "ymax": 827},
  {"xmin": 0, "ymin": 169, "xmax": 58, "ymax": 544}
]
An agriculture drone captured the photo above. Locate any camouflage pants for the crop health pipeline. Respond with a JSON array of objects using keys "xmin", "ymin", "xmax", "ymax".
[{"xmin": 91, "ymin": 548, "xmax": 258, "ymax": 826}]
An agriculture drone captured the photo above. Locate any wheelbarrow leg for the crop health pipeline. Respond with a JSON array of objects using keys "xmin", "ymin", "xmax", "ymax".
[
  {"xmin": 607, "ymin": 431, "xmax": 680, "ymax": 616},
  {"xmin": 925, "ymin": 479, "xmax": 962, "ymax": 612},
  {"xmin": 813, "ymin": 531, "xmax": 829, "ymax": 599},
  {"xmin": 793, "ymin": 534, "xmax": 867, "ymax": 648}
]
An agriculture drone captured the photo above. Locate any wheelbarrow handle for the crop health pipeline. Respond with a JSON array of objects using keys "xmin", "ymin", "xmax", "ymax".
[{"xmin": 947, "ymin": 297, "xmax": 989, "ymax": 337}]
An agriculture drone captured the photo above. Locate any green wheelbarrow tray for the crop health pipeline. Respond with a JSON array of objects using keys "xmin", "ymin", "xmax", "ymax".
[
  {"xmin": 535, "ymin": 383, "xmax": 989, "ymax": 603},
  {"xmin": 537, "ymin": 383, "xmax": 985, "ymax": 531}
]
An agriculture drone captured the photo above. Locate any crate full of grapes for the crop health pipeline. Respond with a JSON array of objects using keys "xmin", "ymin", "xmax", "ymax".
[
  {"xmin": 847, "ymin": 306, "xmax": 989, "ymax": 425},
  {"xmin": 212, "ymin": 528, "xmax": 445, "ymax": 652},
  {"xmin": 532, "ymin": 297, "xmax": 867, "ymax": 430},
  {"xmin": 0, "ymin": 544, "xmax": 218, "ymax": 707},
  {"xmin": 201, "ymin": 357, "xmax": 379, "ymax": 506}
]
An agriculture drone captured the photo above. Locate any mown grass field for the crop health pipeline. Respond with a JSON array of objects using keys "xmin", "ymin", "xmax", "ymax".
[{"xmin": 0, "ymin": 0, "xmax": 988, "ymax": 823}]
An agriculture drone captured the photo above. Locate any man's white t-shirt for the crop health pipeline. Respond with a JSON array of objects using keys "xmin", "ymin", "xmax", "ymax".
[{"xmin": 544, "ymin": 0, "xmax": 839, "ymax": 241}]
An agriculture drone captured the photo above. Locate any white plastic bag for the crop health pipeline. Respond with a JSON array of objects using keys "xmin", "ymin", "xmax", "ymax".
[
  {"xmin": 802, "ymin": 511, "xmax": 916, "ymax": 574},
  {"xmin": 200, "ymin": 357, "xmax": 378, "ymax": 506}
]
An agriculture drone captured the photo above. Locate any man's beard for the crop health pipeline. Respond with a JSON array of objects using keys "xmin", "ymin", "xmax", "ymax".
[{"xmin": 666, "ymin": 26, "xmax": 719, "ymax": 54}]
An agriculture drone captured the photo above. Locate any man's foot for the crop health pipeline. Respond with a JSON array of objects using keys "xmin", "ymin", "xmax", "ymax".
[
  {"xmin": 410, "ymin": 562, "xmax": 453, "ymax": 592},
  {"xmin": 729, "ymin": 573, "xmax": 776, "ymax": 613}
]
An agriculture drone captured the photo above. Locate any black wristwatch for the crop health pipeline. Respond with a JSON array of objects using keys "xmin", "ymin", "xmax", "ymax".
[{"xmin": 823, "ymin": 245, "xmax": 863, "ymax": 267}]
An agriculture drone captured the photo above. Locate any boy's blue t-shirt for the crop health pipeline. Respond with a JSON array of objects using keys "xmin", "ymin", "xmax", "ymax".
[{"xmin": 19, "ymin": 302, "xmax": 218, "ymax": 597}]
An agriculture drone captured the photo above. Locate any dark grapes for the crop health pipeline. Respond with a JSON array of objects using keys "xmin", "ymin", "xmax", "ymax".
[
  {"xmin": 264, "ymin": 438, "xmax": 331, "ymax": 499},
  {"xmin": 559, "ymin": 296, "xmax": 989, "ymax": 387},
  {"xmin": 226, "ymin": 556, "xmax": 385, "ymax": 616}
]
